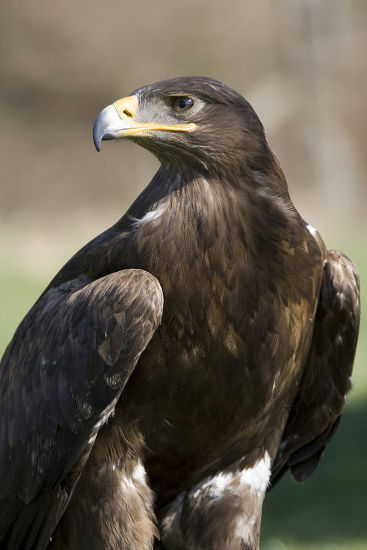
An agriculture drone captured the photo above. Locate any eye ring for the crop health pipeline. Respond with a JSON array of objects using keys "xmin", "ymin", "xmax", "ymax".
[{"xmin": 172, "ymin": 96, "xmax": 195, "ymax": 113}]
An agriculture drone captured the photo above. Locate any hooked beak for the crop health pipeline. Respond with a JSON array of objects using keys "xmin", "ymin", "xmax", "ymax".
[{"xmin": 93, "ymin": 95, "xmax": 196, "ymax": 151}]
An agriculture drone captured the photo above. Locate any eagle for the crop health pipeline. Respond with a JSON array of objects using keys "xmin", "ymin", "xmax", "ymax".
[{"xmin": 0, "ymin": 77, "xmax": 360, "ymax": 550}]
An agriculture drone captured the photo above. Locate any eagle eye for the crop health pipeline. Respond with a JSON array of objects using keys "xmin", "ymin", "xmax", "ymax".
[{"xmin": 171, "ymin": 97, "xmax": 195, "ymax": 113}]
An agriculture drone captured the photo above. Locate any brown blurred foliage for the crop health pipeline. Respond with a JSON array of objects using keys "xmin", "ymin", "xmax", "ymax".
[{"xmin": 0, "ymin": 0, "xmax": 366, "ymax": 240}]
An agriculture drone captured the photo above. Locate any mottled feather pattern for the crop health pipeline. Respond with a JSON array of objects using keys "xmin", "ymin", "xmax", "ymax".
[{"xmin": 0, "ymin": 269, "xmax": 163, "ymax": 548}]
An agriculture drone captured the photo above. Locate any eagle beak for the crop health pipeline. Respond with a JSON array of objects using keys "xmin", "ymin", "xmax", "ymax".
[{"xmin": 93, "ymin": 95, "xmax": 196, "ymax": 151}]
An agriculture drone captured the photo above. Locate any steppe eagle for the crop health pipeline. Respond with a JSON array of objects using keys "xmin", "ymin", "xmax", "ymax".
[{"xmin": 0, "ymin": 77, "xmax": 360, "ymax": 549}]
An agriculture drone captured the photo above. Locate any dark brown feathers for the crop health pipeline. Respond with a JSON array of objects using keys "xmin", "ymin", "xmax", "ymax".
[
  {"xmin": 0, "ymin": 270, "xmax": 163, "ymax": 549},
  {"xmin": 0, "ymin": 77, "xmax": 360, "ymax": 550},
  {"xmin": 271, "ymin": 250, "xmax": 360, "ymax": 486}
]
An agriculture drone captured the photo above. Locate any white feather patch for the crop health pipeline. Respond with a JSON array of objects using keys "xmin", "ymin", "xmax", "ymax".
[
  {"xmin": 190, "ymin": 452, "xmax": 272, "ymax": 499},
  {"xmin": 132, "ymin": 460, "xmax": 147, "ymax": 484},
  {"xmin": 238, "ymin": 452, "xmax": 271, "ymax": 493},
  {"xmin": 131, "ymin": 201, "xmax": 168, "ymax": 230},
  {"xmin": 307, "ymin": 224, "xmax": 318, "ymax": 237}
]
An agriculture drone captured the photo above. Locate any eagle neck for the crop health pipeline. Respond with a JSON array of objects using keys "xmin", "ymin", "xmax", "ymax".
[{"xmin": 130, "ymin": 161, "xmax": 300, "ymax": 279}]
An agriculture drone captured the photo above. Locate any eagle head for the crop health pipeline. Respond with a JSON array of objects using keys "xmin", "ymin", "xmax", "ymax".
[{"xmin": 93, "ymin": 76, "xmax": 268, "ymax": 173}]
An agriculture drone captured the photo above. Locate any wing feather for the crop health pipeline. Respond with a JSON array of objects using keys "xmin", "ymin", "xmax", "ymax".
[
  {"xmin": 271, "ymin": 250, "xmax": 360, "ymax": 487},
  {"xmin": 0, "ymin": 268, "xmax": 163, "ymax": 549}
]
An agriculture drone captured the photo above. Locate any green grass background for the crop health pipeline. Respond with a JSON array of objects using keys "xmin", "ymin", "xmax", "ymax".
[{"xmin": 0, "ymin": 232, "xmax": 365, "ymax": 549}]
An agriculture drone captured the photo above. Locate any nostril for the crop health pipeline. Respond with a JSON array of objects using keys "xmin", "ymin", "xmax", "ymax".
[{"xmin": 123, "ymin": 109, "xmax": 133, "ymax": 118}]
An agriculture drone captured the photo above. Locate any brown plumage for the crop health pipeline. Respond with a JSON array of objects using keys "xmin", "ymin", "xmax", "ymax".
[{"xmin": 0, "ymin": 77, "xmax": 360, "ymax": 549}]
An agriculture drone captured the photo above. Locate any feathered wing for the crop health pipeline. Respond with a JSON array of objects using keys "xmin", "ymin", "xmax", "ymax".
[
  {"xmin": 271, "ymin": 250, "xmax": 360, "ymax": 486},
  {"xmin": 0, "ymin": 269, "xmax": 163, "ymax": 550}
]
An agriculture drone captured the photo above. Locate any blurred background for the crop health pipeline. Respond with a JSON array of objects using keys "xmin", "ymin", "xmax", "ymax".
[{"xmin": 0, "ymin": 0, "xmax": 366, "ymax": 548}]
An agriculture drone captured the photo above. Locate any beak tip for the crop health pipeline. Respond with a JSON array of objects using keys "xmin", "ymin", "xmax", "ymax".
[
  {"xmin": 93, "ymin": 104, "xmax": 121, "ymax": 151},
  {"xmin": 93, "ymin": 118, "xmax": 103, "ymax": 152}
]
